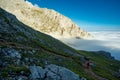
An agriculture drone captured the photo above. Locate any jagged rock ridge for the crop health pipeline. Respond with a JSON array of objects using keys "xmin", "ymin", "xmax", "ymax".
[{"xmin": 0, "ymin": 0, "xmax": 92, "ymax": 39}]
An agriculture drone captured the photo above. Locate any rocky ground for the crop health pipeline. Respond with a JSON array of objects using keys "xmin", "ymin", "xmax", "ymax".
[{"xmin": 0, "ymin": 47, "xmax": 80, "ymax": 80}]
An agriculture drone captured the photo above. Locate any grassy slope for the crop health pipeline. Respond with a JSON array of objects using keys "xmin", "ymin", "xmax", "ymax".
[{"xmin": 78, "ymin": 50, "xmax": 120, "ymax": 80}]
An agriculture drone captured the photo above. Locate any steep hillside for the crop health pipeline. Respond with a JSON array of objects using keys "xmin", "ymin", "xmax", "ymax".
[
  {"xmin": 0, "ymin": 7, "xmax": 120, "ymax": 80},
  {"xmin": 0, "ymin": 0, "xmax": 92, "ymax": 39},
  {"xmin": 0, "ymin": 8, "xmax": 87, "ymax": 80}
]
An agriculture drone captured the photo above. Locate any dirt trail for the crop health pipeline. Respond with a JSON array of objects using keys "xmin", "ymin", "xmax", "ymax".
[{"xmin": 84, "ymin": 67, "xmax": 107, "ymax": 80}]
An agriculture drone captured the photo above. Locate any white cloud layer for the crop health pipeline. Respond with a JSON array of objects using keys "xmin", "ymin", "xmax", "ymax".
[{"xmin": 60, "ymin": 31, "xmax": 120, "ymax": 60}]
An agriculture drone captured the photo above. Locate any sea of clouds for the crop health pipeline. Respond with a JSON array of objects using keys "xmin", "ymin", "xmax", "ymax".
[{"xmin": 60, "ymin": 31, "xmax": 120, "ymax": 60}]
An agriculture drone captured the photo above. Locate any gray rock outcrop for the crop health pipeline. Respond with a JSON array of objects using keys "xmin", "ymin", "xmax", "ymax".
[
  {"xmin": 1, "ymin": 48, "xmax": 21, "ymax": 58},
  {"xmin": 29, "ymin": 64, "xmax": 80, "ymax": 80},
  {"xmin": 0, "ymin": 0, "xmax": 92, "ymax": 39},
  {"xmin": 29, "ymin": 66, "xmax": 46, "ymax": 79}
]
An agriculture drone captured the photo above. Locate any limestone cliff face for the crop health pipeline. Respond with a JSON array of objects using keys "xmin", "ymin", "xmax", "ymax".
[{"xmin": 0, "ymin": 0, "xmax": 92, "ymax": 39}]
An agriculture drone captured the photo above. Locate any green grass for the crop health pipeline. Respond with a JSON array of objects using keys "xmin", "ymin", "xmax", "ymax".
[
  {"xmin": 78, "ymin": 50, "xmax": 120, "ymax": 80},
  {"xmin": 1, "ymin": 65, "xmax": 30, "ymax": 78},
  {"xmin": 9, "ymin": 65, "xmax": 30, "ymax": 74}
]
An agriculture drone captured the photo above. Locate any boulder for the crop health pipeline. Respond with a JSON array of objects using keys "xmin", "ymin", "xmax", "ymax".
[
  {"xmin": 45, "ymin": 64, "xmax": 80, "ymax": 80},
  {"xmin": 29, "ymin": 64, "xmax": 80, "ymax": 80},
  {"xmin": 29, "ymin": 66, "xmax": 45, "ymax": 79},
  {"xmin": 1, "ymin": 48, "xmax": 21, "ymax": 58}
]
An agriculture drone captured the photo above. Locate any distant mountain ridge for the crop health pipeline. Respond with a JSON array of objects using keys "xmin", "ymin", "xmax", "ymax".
[{"xmin": 0, "ymin": 0, "xmax": 92, "ymax": 39}]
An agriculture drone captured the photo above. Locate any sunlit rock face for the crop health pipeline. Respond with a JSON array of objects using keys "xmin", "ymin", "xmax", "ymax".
[{"xmin": 0, "ymin": 0, "xmax": 92, "ymax": 39}]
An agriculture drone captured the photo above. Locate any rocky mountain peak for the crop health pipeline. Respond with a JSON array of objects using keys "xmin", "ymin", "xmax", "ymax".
[{"xmin": 0, "ymin": 0, "xmax": 93, "ymax": 39}]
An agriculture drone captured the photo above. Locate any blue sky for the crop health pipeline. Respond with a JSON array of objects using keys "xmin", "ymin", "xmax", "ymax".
[{"xmin": 28, "ymin": 0, "xmax": 120, "ymax": 31}]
